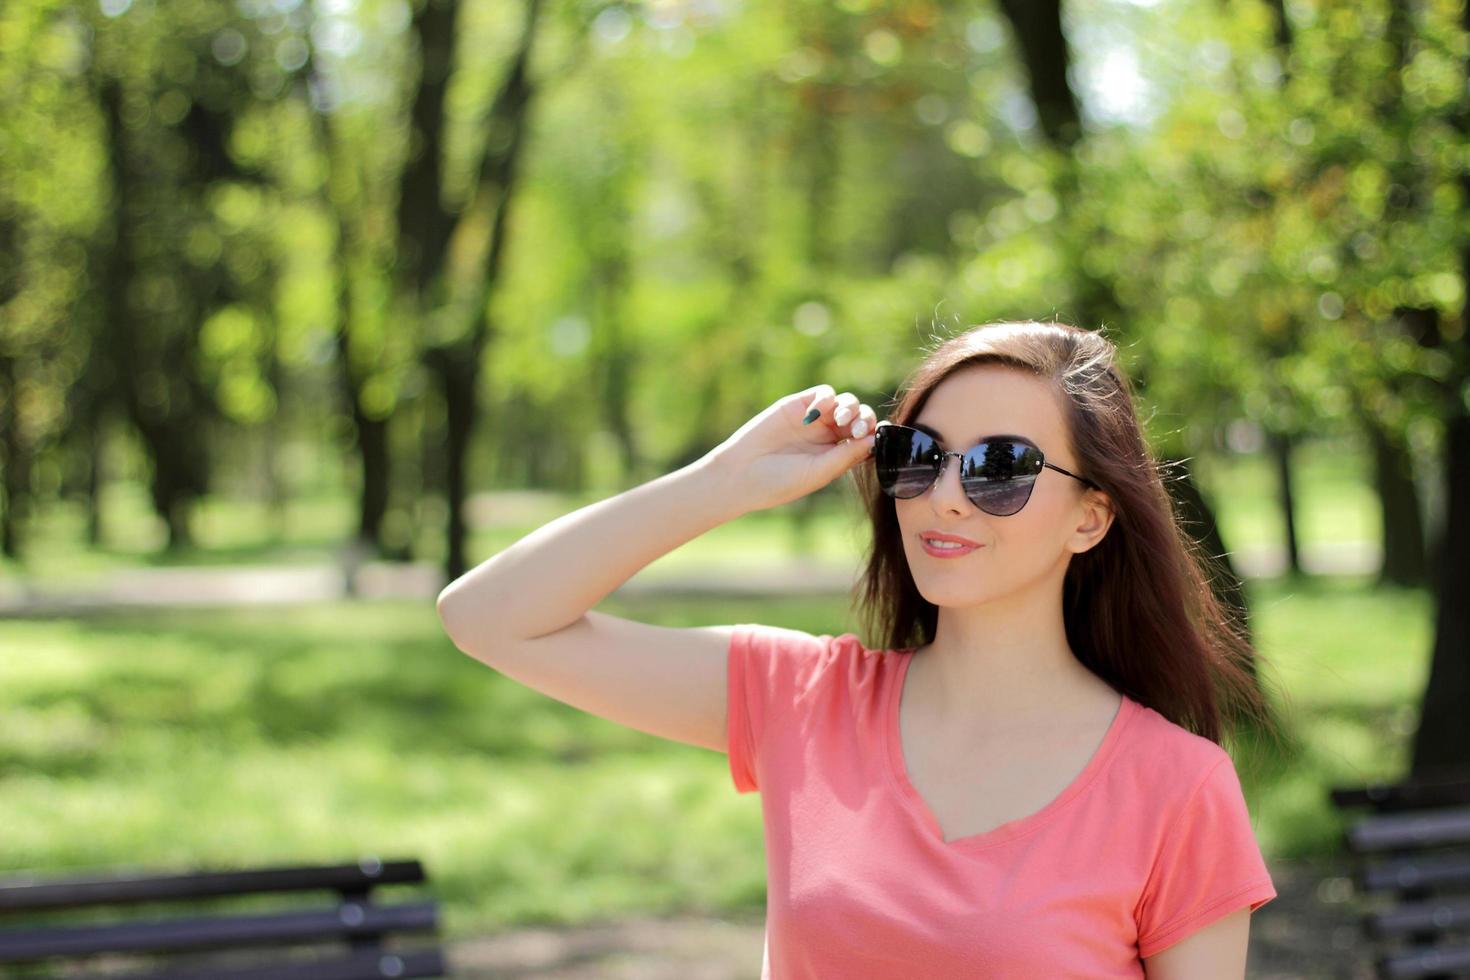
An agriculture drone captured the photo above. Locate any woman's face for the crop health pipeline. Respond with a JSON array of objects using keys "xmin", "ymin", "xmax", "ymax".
[{"xmin": 893, "ymin": 364, "xmax": 1110, "ymax": 608}]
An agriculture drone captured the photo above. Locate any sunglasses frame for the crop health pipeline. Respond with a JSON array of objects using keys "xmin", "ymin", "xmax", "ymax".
[{"xmin": 871, "ymin": 420, "xmax": 1100, "ymax": 515}]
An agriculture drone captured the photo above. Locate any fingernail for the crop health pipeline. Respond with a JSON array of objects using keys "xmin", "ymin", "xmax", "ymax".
[
  {"xmin": 850, "ymin": 420, "xmax": 867, "ymax": 438},
  {"xmin": 803, "ymin": 407, "xmax": 820, "ymax": 425}
]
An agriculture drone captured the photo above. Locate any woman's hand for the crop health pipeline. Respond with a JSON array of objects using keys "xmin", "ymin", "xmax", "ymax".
[{"xmin": 703, "ymin": 384, "xmax": 879, "ymax": 513}]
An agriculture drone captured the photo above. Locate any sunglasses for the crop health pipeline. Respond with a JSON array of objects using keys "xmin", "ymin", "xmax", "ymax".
[{"xmin": 871, "ymin": 421, "xmax": 1099, "ymax": 516}]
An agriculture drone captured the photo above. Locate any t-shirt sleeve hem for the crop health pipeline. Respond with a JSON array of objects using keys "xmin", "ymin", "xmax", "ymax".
[
  {"xmin": 726, "ymin": 624, "xmax": 758, "ymax": 794},
  {"xmin": 1137, "ymin": 875, "xmax": 1278, "ymax": 959}
]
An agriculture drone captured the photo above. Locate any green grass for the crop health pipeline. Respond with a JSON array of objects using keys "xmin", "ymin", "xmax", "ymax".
[
  {"xmin": 0, "ymin": 573, "xmax": 1436, "ymax": 939},
  {"xmin": 0, "ymin": 595, "xmax": 837, "ymax": 939}
]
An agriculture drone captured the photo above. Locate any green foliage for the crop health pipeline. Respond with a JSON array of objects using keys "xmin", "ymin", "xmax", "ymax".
[{"xmin": 2, "ymin": 0, "xmax": 1465, "ymax": 519}]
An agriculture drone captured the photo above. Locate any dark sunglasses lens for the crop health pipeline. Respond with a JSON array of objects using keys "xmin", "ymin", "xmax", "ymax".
[
  {"xmin": 876, "ymin": 426, "xmax": 1046, "ymax": 515},
  {"xmin": 958, "ymin": 441, "xmax": 1043, "ymax": 516},
  {"xmin": 874, "ymin": 426, "xmax": 940, "ymax": 498}
]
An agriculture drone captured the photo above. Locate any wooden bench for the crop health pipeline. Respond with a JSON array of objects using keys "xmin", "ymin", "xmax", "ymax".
[
  {"xmin": 0, "ymin": 857, "xmax": 446, "ymax": 978},
  {"xmin": 1331, "ymin": 770, "xmax": 1470, "ymax": 979}
]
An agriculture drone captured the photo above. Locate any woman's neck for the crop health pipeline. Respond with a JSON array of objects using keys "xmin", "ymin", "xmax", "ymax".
[{"xmin": 913, "ymin": 599, "xmax": 1115, "ymax": 734}]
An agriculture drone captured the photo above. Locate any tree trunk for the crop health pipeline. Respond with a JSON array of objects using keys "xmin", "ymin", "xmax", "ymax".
[
  {"xmin": 591, "ymin": 230, "xmax": 639, "ymax": 485},
  {"xmin": 0, "ymin": 353, "xmax": 29, "ymax": 560},
  {"xmin": 1267, "ymin": 430, "xmax": 1302, "ymax": 578},
  {"xmin": 0, "ymin": 214, "xmax": 25, "ymax": 559},
  {"xmin": 1407, "ymin": 0, "xmax": 1470, "ymax": 776},
  {"xmin": 85, "ymin": 410, "xmax": 104, "ymax": 547},
  {"xmin": 428, "ymin": 0, "xmax": 544, "ymax": 583},
  {"xmin": 1411, "ymin": 411, "xmax": 1470, "ymax": 775},
  {"xmin": 98, "ymin": 77, "xmax": 206, "ymax": 551},
  {"xmin": 1364, "ymin": 414, "xmax": 1427, "ymax": 587},
  {"xmin": 435, "ymin": 351, "xmax": 476, "ymax": 582}
]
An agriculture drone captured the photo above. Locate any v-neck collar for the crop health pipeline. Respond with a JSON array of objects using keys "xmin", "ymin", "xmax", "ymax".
[{"xmin": 884, "ymin": 648, "xmax": 1136, "ymax": 852}]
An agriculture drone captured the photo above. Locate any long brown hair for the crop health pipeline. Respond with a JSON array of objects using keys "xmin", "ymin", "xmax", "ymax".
[{"xmin": 849, "ymin": 319, "xmax": 1283, "ymax": 749}]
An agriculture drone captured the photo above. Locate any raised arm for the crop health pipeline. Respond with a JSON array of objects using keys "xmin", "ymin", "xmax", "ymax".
[
  {"xmin": 437, "ymin": 456, "xmax": 741, "ymax": 646},
  {"xmin": 435, "ymin": 383, "xmax": 878, "ymax": 752}
]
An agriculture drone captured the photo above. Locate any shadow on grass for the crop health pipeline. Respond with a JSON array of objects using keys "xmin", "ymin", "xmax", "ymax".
[{"xmin": 2, "ymin": 594, "xmax": 859, "ymax": 783}]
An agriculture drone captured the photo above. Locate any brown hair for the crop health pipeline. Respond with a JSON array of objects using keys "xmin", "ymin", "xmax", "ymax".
[{"xmin": 849, "ymin": 319, "xmax": 1283, "ymax": 749}]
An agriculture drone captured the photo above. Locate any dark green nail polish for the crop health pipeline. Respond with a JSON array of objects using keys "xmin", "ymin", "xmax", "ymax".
[{"xmin": 803, "ymin": 407, "xmax": 820, "ymax": 424}]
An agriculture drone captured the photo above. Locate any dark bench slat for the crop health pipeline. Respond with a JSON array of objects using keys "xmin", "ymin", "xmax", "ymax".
[
  {"xmin": 0, "ymin": 859, "xmax": 423, "ymax": 913},
  {"xmin": 1365, "ymin": 894, "xmax": 1470, "ymax": 938},
  {"xmin": 1345, "ymin": 806, "xmax": 1470, "ymax": 853},
  {"xmin": 1329, "ymin": 776, "xmax": 1470, "ymax": 976},
  {"xmin": 1331, "ymin": 771, "xmax": 1470, "ymax": 812},
  {"xmin": 1359, "ymin": 853, "xmax": 1470, "ymax": 893},
  {"xmin": 1378, "ymin": 942, "xmax": 1470, "ymax": 980},
  {"xmin": 0, "ymin": 900, "xmax": 438, "ymax": 963},
  {"xmin": 84, "ymin": 946, "xmax": 446, "ymax": 980}
]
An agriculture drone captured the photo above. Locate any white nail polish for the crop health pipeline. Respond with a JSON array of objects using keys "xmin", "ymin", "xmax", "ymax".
[
  {"xmin": 851, "ymin": 420, "xmax": 868, "ymax": 438},
  {"xmin": 834, "ymin": 407, "xmax": 852, "ymax": 425}
]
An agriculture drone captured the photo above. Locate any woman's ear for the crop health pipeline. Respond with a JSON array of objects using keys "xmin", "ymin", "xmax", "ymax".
[{"xmin": 1069, "ymin": 490, "xmax": 1114, "ymax": 555}]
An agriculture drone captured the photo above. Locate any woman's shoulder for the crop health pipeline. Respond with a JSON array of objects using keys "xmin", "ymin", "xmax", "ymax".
[
  {"xmin": 731, "ymin": 623, "xmax": 896, "ymax": 695},
  {"xmin": 1116, "ymin": 697, "xmax": 1238, "ymax": 795}
]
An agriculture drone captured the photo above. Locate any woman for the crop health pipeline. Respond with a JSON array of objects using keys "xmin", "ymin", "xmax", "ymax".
[{"xmin": 437, "ymin": 319, "xmax": 1281, "ymax": 979}]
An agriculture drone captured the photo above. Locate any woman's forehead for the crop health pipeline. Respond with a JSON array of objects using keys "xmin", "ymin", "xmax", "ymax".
[{"xmin": 916, "ymin": 368, "xmax": 1064, "ymax": 447}]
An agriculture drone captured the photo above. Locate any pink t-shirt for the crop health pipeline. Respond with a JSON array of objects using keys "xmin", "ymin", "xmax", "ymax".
[{"xmin": 725, "ymin": 623, "xmax": 1277, "ymax": 978}]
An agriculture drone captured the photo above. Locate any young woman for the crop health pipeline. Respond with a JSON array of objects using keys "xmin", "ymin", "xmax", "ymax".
[{"xmin": 437, "ymin": 320, "xmax": 1281, "ymax": 979}]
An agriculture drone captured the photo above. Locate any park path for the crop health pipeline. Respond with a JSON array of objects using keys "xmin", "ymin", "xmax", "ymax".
[{"xmin": 0, "ymin": 540, "xmax": 1377, "ymax": 617}]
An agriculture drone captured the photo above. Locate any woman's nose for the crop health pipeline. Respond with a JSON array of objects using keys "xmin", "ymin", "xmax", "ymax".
[{"xmin": 928, "ymin": 453, "xmax": 972, "ymax": 512}]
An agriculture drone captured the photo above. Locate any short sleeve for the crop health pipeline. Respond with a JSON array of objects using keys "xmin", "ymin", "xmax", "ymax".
[
  {"xmin": 725, "ymin": 622, "xmax": 833, "ymax": 794},
  {"xmin": 1135, "ymin": 754, "xmax": 1278, "ymax": 959}
]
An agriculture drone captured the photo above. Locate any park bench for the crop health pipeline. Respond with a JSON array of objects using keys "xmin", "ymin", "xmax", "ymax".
[
  {"xmin": 0, "ymin": 856, "xmax": 446, "ymax": 979},
  {"xmin": 1330, "ymin": 769, "xmax": 1470, "ymax": 979}
]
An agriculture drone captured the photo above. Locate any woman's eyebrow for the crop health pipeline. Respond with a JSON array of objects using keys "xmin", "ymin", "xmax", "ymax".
[{"xmin": 910, "ymin": 421, "xmax": 1036, "ymax": 447}]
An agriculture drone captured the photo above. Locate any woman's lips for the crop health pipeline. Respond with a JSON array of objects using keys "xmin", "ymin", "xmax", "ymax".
[{"xmin": 920, "ymin": 537, "xmax": 982, "ymax": 558}]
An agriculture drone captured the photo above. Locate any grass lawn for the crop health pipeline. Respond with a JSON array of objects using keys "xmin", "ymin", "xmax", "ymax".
[{"xmin": 0, "ymin": 571, "xmax": 1433, "ymax": 940}]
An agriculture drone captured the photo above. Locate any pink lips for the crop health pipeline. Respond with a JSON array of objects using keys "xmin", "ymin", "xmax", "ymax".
[{"xmin": 920, "ymin": 530, "xmax": 982, "ymax": 558}]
